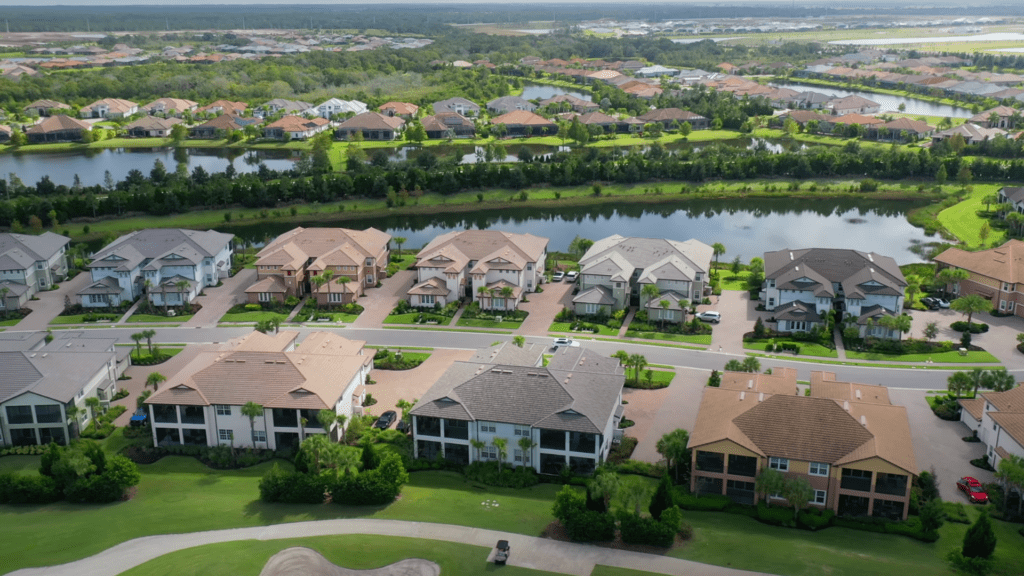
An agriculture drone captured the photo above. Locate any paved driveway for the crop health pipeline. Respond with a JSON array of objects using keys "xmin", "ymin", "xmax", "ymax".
[
  {"xmin": 517, "ymin": 280, "xmax": 574, "ymax": 336},
  {"xmin": 909, "ymin": 307, "xmax": 1024, "ymax": 369},
  {"xmin": 184, "ymin": 268, "xmax": 257, "ymax": 327},
  {"xmin": 888, "ymin": 388, "xmax": 994, "ymax": 503},
  {"xmin": 707, "ymin": 290, "xmax": 766, "ymax": 354},
  {"xmin": 352, "ymin": 270, "xmax": 415, "ymax": 328},
  {"xmin": 364, "ymin": 348, "xmax": 474, "ymax": 419},
  {"xmin": 14, "ymin": 272, "xmax": 91, "ymax": 330},
  {"xmin": 629, "ymin": 367, "xmax": 709, "ymax": 464}
]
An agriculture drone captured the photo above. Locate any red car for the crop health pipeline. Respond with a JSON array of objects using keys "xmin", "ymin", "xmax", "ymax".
[{"xmin": 956, "ymin": 476, "xmax": 989, "ymax": 504}]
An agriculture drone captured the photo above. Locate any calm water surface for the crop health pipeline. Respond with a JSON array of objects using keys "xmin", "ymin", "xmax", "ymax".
[{"xmin": 771, "ymin": 82, "xmax": 972, "ymax": 118}]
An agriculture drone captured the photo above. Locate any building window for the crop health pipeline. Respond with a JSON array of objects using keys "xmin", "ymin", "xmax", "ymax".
[
  {"xmin": 585, "ymin": 303, "xmax": 598, "ymax": 314},
  {"xmin": 89, "ymin": 294, "xmax": 109, "ymax": 304},
  {"xmin": 809, "ymin": 462, "xmax": 830, "ymax": 477},
  {"xmin": 480, "ymin": 422, "xmax": 496, "ymax": 433},
  {"xmin": 1003, "ymin": 282, "xmax": 1012, "ymax": 292},
  {"xmin": 813, "ymin": 490, "xmax": 827, "ymax": 505},
  {"xmin": 481, "ymin": 445, "xmax": 498, "ymax": 460},
  {"xmin": 421, "ymin": 295, "xmax": 435, "ymax": 305},
  {"xmin": 514, "ymin": 448, "xmax": 531, "ymax": 465},
  {"xmin": 513, "ymin": 425, "xmax": 530, "ymax": 437},
  {"xmin": 218, "ymin": 429, "xmax": 232, "ymax": 442},
  {"xmin": 365, "ymin": 259, "xmax": 373, "ymax": 267},
  {"xmin": 329, "ymin": 292, "xmax": 344, "ymax": 303},
  {"xmin": 216, "ymin": 405, "xmax": 231, "ymax": 416},
  {"xmin": 258, "ymin": 292, "xmax": 271, "ymax": 302},
  {"xmin": 768, "ymin": 457, "xmax": 789, "ymax": 472},
  {"xmin": 253, "ymin": 430, "xmax": 267, "ymax": 443},
  {"xmin": 366, "ymin": 276, "xmax": 374, "ymax": 285}
]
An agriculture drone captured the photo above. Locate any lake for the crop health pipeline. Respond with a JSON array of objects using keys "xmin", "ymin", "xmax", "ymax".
[
  {"xmin": 520, "ymin": 82, "xmax": 593, "ymax": 102},
  {"xmin": 771, "ymin": 82, "xmax": 972, "ymax": 118},
  {"xmin": 225, "ymin": 198, "xmax": 934, "ymax": 264},
  {"xmin": 0, "ymin": 148, "xmax": 298, "ymax": 188},
  {"xmin": 832, "ymin": 32, "xmax": 1024, "ymax": 46}
]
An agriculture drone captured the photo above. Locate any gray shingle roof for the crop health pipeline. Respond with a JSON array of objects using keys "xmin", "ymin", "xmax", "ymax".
[
  {"xmin": 765, "ymin": 248, "xmax": 906, "ymax": 296},
  {"xmin": 0, "ymin": 348, "xmax": 115, "ymax": 403},
  {"xmin": 468, "ymin": 342, "xmax": 544, "ymax": 366},
  {"xmin": 572, "ymin": 285, "xmax": 617, "ymax": 305},
  {"xmin": 580, "ymin": 235, "xmax": 712, "ymax": 278},
  {"xmin": 0, "ymin": 232, "xmax": 69, "ymax": 269},
  {"xmin": 89, "ymin": 229, "xmax": 233, "ymax": 271}
]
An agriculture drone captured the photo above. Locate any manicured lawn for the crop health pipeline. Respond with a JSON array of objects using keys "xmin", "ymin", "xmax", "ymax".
[
  {"xmin": 630, "ymin": 369, "xmax": 676, "ymax": 387},
  {"xmin": 548, "ymin": 322, "xmax": 619, "ymax": 336},
  {"xmin": 306, "ymin": 312, "xmax": 361, "ymax": 323},
  {"xmin": 127, "ymin": 347, "xmax": 184, "ymax": 362},
  {"xmin": 126, "ymin": 313, "xmax": 195, "ymax": 324},
  {"xmin": 383, "ymin": 313, "xmax": 453, "ymax": 326},
  {"xmin": 118, "ymin": 535, "xmax": 564, "ymax": 576},
  {"xmin": 743, "ymin": 341, "xmax": 840, "ymax": 358},
  {"xmin": 845, "ymin": 349, "xmax": 1000, "ymax": 363},
  {"xmin": 717, "ymin": 270, "xmax": 753, "ymax": 291},
  {"xmin": 455, "ymin": 317, "xmax": 522, "ymax": 330},
  {"xmin": 625, "ymin": 330, "xmax": 712, "ymax": 345},
  {"xmin": 590, "ymin": 568, "xmax": 665, "ymax": 576},
  {"xmin": 218, "ymin": 310, "xmax": 289, "ymax": 323},
  {"xmin": 0, "ymin": 455, "xmax": 44, "ymax": 475},
  {"xmin": 389, "ymin": 254, "xmax": 417, "ymax": 271},
  {"xmin": 49, "ymin": 313, "xmax": 121, "ymax": 325},
  {"xmin": 937, "ymin": 185, "xmax": 1007, "ymax": 248},
  {"xmin": 0, "ymin": 317, "xmax": 22, "ymax": 326}
]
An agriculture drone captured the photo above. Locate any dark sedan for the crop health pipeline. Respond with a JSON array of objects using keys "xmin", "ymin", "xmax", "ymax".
[{"xmin": 375, "ymin": 410, "xmax": 397, "ymax": 430}]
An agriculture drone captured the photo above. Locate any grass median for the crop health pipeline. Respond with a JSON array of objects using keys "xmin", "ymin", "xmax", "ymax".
[{"xmin": 743, "ymin": 341, "xmax": 840, "ymax": 359}]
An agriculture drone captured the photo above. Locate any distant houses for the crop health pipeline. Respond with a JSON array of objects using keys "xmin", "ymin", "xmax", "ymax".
[
  {"xmin": 335, "ymin": 112, "xmax": 405, "ymax": 141},
  {"xmin": 25, "ymin": 115, "xmax": 92, "ymax": 143}
]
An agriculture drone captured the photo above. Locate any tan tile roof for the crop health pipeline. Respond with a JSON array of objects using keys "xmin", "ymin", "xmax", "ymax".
[
  {"xmin": 337, "ymin": 111, "xmax": 405, "ymax": 131},
  {"xmin": 233, "ymin": 330, "xmax": 298, "ymax": 352},
  {"xmin": 265, "ymin": 115, "xmax": 330, "ymax": 131},
  {"xmin": 831, "ymin": 113, "xmax": 885, "ymax": 126},
  {"xmin": 959, "ymin": 397, "xmax": 985, "ymax": 421},
  {"xmin": 141, "ymin": 98, "xmax": 198, "ymax": 114},
  {"xmin": 378, "ymin": 101, "xmax": 419, "ymax": 116},
  {"xmin": 256, "ymin": 227, "xmax": 391, "ymax": 270},
  {"xmin": 980, "ymin": 384, "xmax": 1024, "ymax": 413},
  {"xmin": 720, "ymin": 368, "xmax": 799, "ymax": 396},
  {"xmin": 407, "ymin": 277, "xmax": 450, "ymax": 296},
  {"xmin": 26, "ymin": 115, "xmax": 92, "ymax": 134},
  {"xmin": 490, "ymin": 110, "xmax": 556, "ymax": 127},
  {"xmin": 809, "ymin": 371, "xmax": 891, "ymax": 405},
  {"xmin": 81, "ymin": 98, "xmax": 137, "ymax": 115},
  {"xmin": 934, "ymin": 240, "xmax": 1024, "ymax": 284},
  {"xmin": 197, "ymin": 100, "xmax": 248, "ymax": 115},
  {"xmin": 416, "ymin": 230, "xmax": 548, "ymax": 272}
]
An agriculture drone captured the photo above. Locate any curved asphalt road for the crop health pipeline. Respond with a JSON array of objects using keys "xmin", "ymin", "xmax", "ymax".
[{"xmin": 8, "ymin": 518, "xmax": 768, "ymax": 576}]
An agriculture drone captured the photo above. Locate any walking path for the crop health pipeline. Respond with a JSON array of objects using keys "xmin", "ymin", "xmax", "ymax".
[
  {"xmin": 617, "ymin": 307, "xmax": 636, "ymax": 338},
  {"xmin": 115, "ymin": 300, "xmax": 141, "ymax": 325},
  {"xmin": 284, "ymin": 297, "xmax": 307, "ymax": 323},
  {"xmin": 184, "ymin": 268, "xmax": 256, "ymax": 328},
  {"xmin": 8, "ymin": 519, "xmax": 769, "ymax": 576},
  {"xmin": 832, "ymin": 327, "xmax": 848, "ymax": 361}
]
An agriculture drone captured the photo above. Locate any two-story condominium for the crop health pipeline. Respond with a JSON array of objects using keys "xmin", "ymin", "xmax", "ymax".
[
  {"xmin": 0, "ymin": 334, "xmax": 129, "ymax": 446},
  {"xmin": 145, "ymin": 331, "xmax": 371, "ymax": 450},
  {"xmin": 410, "ymin": 343, "xmax": 625, "ymax": 475},
  {"xmin": 762, "ymin": 248, "xmax": 907, "ymax": 339},
  {"xmin": 80, "ymin": 98, "xmax": 139, "ymax": 119},
  {"xmin": 315, "ymin": 98, "xmax": 368, "ymax": 118},
  {"xmin": 934, "ymin": 240, "xmax": 1024, "ymax": 319},
  {"xmin": 959, "ymin": 382, "xmax": 1024, "ymax": 468},
  {"xmin": 997, "ymin": 186, "xmax": 1024, "ymax": 217},
  {"xmin": 689, "ymin": 369, "xmax": 917, "ymax": 520},
  {"xmin": 0, "ymin": 232, "xmax": 70, "ymax": 309},
  {"xmin": 407, "ymin": 230, "xmax": 548, "ymax": 310},
  {"xmin": 573, "ymin": 235, "xmax": 712, "ymax": 322},
  {"xmin": 78, "ymin": 229, "xmax": 233, "ymax": 308},
  {"xmin": 245, "ymin": 227, "xmax": 391, "ymax": 305}
]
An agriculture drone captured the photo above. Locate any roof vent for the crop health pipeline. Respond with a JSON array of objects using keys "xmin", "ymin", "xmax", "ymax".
[
  {"xmin": 758, "ymin": 392, "xmax": 764, "ymax": 402},
  {"xmin": 843, "ymin": 400, "xmax": 850, "ymax": 411},
  {"xmin": 748, "ymin": 379, "xmax": 753, "ymax": 389},
  {"xmin": 868, "ymin": 253, "xmax": 874, "ymax": 262},
  {"xmin": 855, "ymin": 389, "xmax": 862, "ymax": 400},
  {"xmin": 740, "ymin": 392, "xmax": 745, "ymax": 400},
  {"xmin": 860, "ymin": 415, "xmax": 867, "ymax": 427},
  {"xmin": 789, "ymin": 252, "xmax": 794, "ymax": 260}
]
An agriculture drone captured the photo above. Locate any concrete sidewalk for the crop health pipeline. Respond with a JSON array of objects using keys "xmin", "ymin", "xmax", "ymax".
[{"xmin": 9, "ymin": 518, "xmax": 771, "ymax": 576}]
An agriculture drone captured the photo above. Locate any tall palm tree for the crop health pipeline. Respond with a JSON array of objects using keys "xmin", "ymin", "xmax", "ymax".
[
  {"xmin": 500, "ymin": 286, "xmax": 514, "ymax": 310},
  {"xmin": 336, "ymin": 275, "xmax": 352, "ymax": 304},
  {"xmin": 320, "ymin": 269, "xmax": 335, "ymax": 306},
  {"xmin": 492, "ymin": 437, "xmax": 508, "ymax": 473},
  {"xmin": 130, "ymin": 332, "xmax": 145, "ymax": 359},
  {"xmin": 470, "ymin": 438, "xmax": 486, "ymax": 462},
  {"xmin": 712, "ymin": 243, "xmax": 726, "ymax": 275},
  {"xmin": 641, "ymin": 283, "xmax": 660, "ymax": 309},
  {"xmin": 392, "ymin": 236, "xmax": 407, "ymax": 260},
  {"xmin": 175, "ymin": 280, "xmax": 190, "ymax": 308},
  {"xmin": 950, "ymin": 293, "xmax": 992, "ymax": 327},
  {"xmin": 241, "ymin": 402, "xmax": 265, "ymax": 447},
  {"xmin": 84, "ymin": 397, "xmax": 101, "ymax": 428},
  {"xmin": 65, "ymin": 405, "xmax": 81, "ymax": 439},
  {"xmin": 317, "ymin": 408, "xmax": 336, "ymax": 437},
  {"xmin": 937, "ymin": 267, "xmax": 970, "ymax": 299},
  {"xmin": 517, "ymin": 436, "xmax": 536, "ymax": 468},
  {"xmin": 336, "ymin": 414, "xmax": 348, "ymax": 443},
  {"xmin": 476, "ymin": 285, "xmax": 489, "ymax": 307},
  {"xmin": 141, "ymin": 329, "xmax": 156, "ymax": 355},
  {"xmin": 310, "ymin": 273, "xmax": 328, "ymax": 311}
]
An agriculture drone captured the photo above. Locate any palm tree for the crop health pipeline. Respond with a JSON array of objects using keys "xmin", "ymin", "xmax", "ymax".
[
  {"xmin": 983, "ymin": 368, "xmax": 1016, "ymax": 392},
  {"xmin": 392, "ymin": 236, "xmax": 407, "ymax": 260},
  {"xmin": 659, "ymin": 299, "xmax": 671, "ymax": 329},
  {"xmin": 500, "ymin": 286, "xmax": 514, "ymax": 310},
  {"xmin": 336, "ymin": 414, "xmax": 348, "ymax": 443},
  {"xmin": 0, "ymin": 286, "xmax": 9, "ymax": 309},
  {"xmin": 492, "ymin": 437, "xmax": 508, "ymax": 473},
  {"xmin": 950, "ymin": 293, "xmax": 993, "ymax": 327},
  {"xmin": 317, "ymin": 408, "xmax": 336, "ymax": 438},
  {"xmin": 712, "ymin": 242, "xmax": 726, "ymax": 275},
  {"xmin": 130, "ymin": 332, "xmax": 145, "ymax": 359},
  {"xmin": 517, "ymin": 436, "xmax": 536, "ymax": 468},
  {"xmin": 904, "ymin": 275, "xmax": 921, "ymax": 309},
  {"xmin": 937, "ymin": 267, "xmax": 970, "ymax": 299},
  {"xmin": 640, "ymin": 283, "xmax": 660, "ymax": 309},
  {"xmin": 65, "ymin": 405, "xmax": 81, "ymax": 438},
  {"xmin": 320, "ymin": 269, "xmax": 335, "ymax": 307},
  {"xmin": 175, "ymin": 280, "xmax": 190, "ymax": 307},
  {"xmin": 310, "ymin": 273, "xmax": 328, "ymax": 311},
  {"xmin": 141, "ymin": 329, "xmax": 156, "ymax": 355},
  {"xmin": 628, "ymin": 353, "xmax": 647, "ymax": 385},
  {"xmin": 84, "ymin": 397, "xmax": 101, "ymax": 428},
  {"xmin": 656, "ymin": 428, "xmax": 689, "ymax": 483},
  {"xmin": 146, "ymin": 372, "xmax": 166, "ymax": 391},
  {"xmin": 947, "ymin": 371, "xmax": 972, "ymax": 398},
  {"xmin": 335, "ymin": 275, "xmax": 352, "ymax": 304},
  {"xmin": 470, "ymin": 438, "xmax": 486, "ymax": 462},
  {"xmin": 241, "ymin": 401, "xmax": 265, "ymax": 447},
  {"xmin": 477, "ymin": 285, "xmax": 489, "ymax": 307},
  {"xmin": 589, "ymin": 470, "xmax": 620, "ymax": 510}
]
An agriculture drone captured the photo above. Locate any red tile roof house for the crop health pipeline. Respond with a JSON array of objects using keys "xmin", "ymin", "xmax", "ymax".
[
  {"xmin": 970, "ymin": 105, "xmax": 1020, "ymax": 129},
  {"xmin": 870, "ymin": 118, "xmax": 933, "ymax": 142},
  {"xmin": 934, "ymin": 239, "xmax": 1024, "ymax": 318},
  {"xmin": 79, "ymin": 98, "xmax": 138, "ymax": 119},
  {"xmin": 144, "ymin": 331, "xmax": 373, "ymax": 450},
  {"xmin": 262, "ymin": 115, "xmax": 331, "ymax": 140},
  {"xmin": 22, "ymin": 99, "xmax": 71, "ymax": 117},
  {"xmin": 689, "ymin": 369, "xmax": 917, "ymax": 520},
  {"xmin": 25, "ymin": 115, "xmax": 92, "ymax": 143},
  {"xmin": 489, "ymin": 110, "xmax": 557, "ymax": 138},
  {"xmin": 958, "ymin": 382, "xmax": 1024, "ymax": 469},
  {"xmin": 246, "ymin": 227, "xmax": 391, "ymax": 306},
  {"xmin": 407, "ymin": 230, "xmax": 548, "ymax": 311},
  {"xmin": 335, "ymin": 112, "xmax": 405, "ymax": 141}
]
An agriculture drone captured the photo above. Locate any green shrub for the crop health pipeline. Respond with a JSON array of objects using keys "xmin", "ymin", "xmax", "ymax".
[
  {"xmin": 618, "ymin": 511, "xmax": 677, "ymax": 547},
  {"xmin": 564, "ymin": 509, "xmax": 616, "ymax": 542},
  {"xmin": 951, "ymin": 321, "xmax": 989, "ymax": 334},
  {"xmin": 613, "ymin": 459, "xmax": 664, "ymax": 478},
  {"xmin": 675, "ymin": 492, "xmax": 731, "ymax": 511},
  {"xmin": 285, "ymin": 296, "xmax": 301, "ymax": 307},
  {"xmin": 798, "ymin": 508, "xmax": 834, "ymax": 530},
  {"xmin": 464, "ymin": 461, "xmax": 539, "ymax": 488},
  {"xmin": 244, "ymin": 303, "xmax": 262, "ymax": 311},
  {"xmin": 944, "ymin": 501, "xmax": 971, "ymax": 524},
  {"xmin": 756, "ymin": 502, "xmax": 796, "ymax": 526},
  {"xmin": 0, "ymin": 473, "xmax": 61, "ymax": 504}
]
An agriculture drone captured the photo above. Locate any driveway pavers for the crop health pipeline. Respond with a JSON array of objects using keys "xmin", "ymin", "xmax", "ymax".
[
  {"xmin": 184, "ymin": 268, "xmax": 256, "ymax": 327},
  {"xmin": 629, "ymin": 367, "xmax": 708, "ymax": 464},
  {"xmin": 13, "ymin": 272, "xmax": 91, "ymax": 331},
  {"xmin": 364, "ymin": 348, "xmax": 474, "ymax": 419},
  {"xmin": 352, "ymin": 270, "xmax": 416, "ymax": 328},
  {"xmin": 517, "ymin": 280, "xmax": 574, "ymax": 336},
  {"xmin": 909, "ymin": 307, "xmax": 1024, "ymax": 369},
  {"xmin": 707, "ymin": 290, "xmax": 765, "ymax": 354}
]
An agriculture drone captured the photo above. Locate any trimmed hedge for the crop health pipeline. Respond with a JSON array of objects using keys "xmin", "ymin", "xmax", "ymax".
[
  {"xmin": 944, "ymin": 501, "xmax": 971, "ymax": 524},
  {"xmin": 0, "ymin": 474, "xmax": 61, "ymax": 504},
  {"xmin": 618, "ymin": 510, "xmax": 677, "ymax": 547},
  {"xmin": 80, "ymin": 405, "xmax": 127, "ymax": 439},
  {"xmin": 564, "ymin": 509, "xmax": 616, "ymax": 542},
  {"xmin": 951, "ymin": 321, "xmax": 989, "ymax": 334},
  {"xmin": 676, "ymin": 492, "xmax": 732, "ymax": 511},
  {"xmin": 464, "ymin": 461, "xmax": 539, "ymax": 488}
]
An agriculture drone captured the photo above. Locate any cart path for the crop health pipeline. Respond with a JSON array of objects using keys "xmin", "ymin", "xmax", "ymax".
[{"xmin": 9, "ymin": 518, "xmax": 772, "ymax": 576}]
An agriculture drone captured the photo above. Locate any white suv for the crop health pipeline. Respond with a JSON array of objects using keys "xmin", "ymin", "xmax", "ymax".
[
  {"xmin": 552, "ymin": 337, "xmax": 579, "ymax": 348},
  {"xmin": 695, "ymin": 311, "xmax": 721, "ymax": 324}
]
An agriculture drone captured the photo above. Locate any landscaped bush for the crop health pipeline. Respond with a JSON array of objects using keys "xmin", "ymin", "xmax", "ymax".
[
  {"xmin": 613, "ymin": 459, "xmax": 664, "ymax": 478},
  {"xmin": 798, "ymin": 508, "xmax": 835, "ymax": 530},
  {"xmin": 930, "ymin": 394, "xmax": 961, "ymax": 421},
  {"xmin": 0, "ymin": 445, "xmax": 47, "ymax": 457},
  {"xmin": 951, "ymin": 321, "xmax": 989, "ymax": 334},
  {"xmin": 372, "ymin": 348, "xmax": 428, "ymax": 370},
  {"xmin": 122, "ymin": 444, "xmax": 278, "ymax": 469},
  {"xmin": 0, "ymin": 473, "xmax": 61, "ymax": 504},
  {"xmin": 331, "ymin": 452, "xmax": 409, "ymax": 505},
  {"xmin": 80, "ymin": 405, "xmax": 127, "ymax": 439},
  {"xmin": 606, "ymin": 437, "xmax": 637, "ymax": 464},
  {"xmin": 464, "ymin": 461, "xmax": 539, "ymax": 488},
  {"xmin": 563, "ymin": 509, "xmax": 616, "ymax": 542},
  {"xmin": 617, "ymin": 510, "xmax": 678, "ymax": 547},
  {"xmin": 258, "ymin": 464, "xmax": 331, "ymax": 504},
  {"xmin": 756, "ymin": 502, "xmax": 797, "ymax": 527},
  {"xmin": 944, "ymin": 501, "xmax": 971, "ymax": 524},
  {"xmin": 970, "ymin": 457, "xmax": 995, "ymax": 472},
  {"xmin": 462, "ymin": 302, "xmax": 527, "ymax": 322},
  {"xmin": 675, "ymin": 492, "xmax": 732, "ymax": 511}
]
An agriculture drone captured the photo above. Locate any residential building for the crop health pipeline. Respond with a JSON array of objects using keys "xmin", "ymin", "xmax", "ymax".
[
  {"xmin": 931, "ymin": 123, "xmax": 1005, "ymax": 146},
  {"xmin": 635, "ymin": 65, "xmax": 679, "ymax": 78},
  {"xmin": 78, "ymin": 228, "xmax": 233, "ymax": 308},
  {"xmin": 489, "ymin": 110, "xmax": 557, "ymax": 137},
  {"xmin": 407, "ymin": 230, "xmax": 548, "ymax": 310},
  {"xmin": 573, "ymin": 235, "xmax": 712, "ymax": 318},
  {"xmin": 432, "ymin": 97, "xmax": 480, "ymax": 117},
  {"xmin": 0, "ymin": 232, "xmax": 70, "ymax": 301},
  {"xmin": 189, "ymin": 114, "xmax": 261, "ymax": 139},
  {"xmin": 0, "ymin": 333, "xmax": 129, "ymax": 446},
  {"xmin": 25, "ymin": 115, "xmax": 91, "ymax": 143},
  {"xmin": 486, "ymin": 96, "xmax": 537, "ymax": 115},
  {"xmin": 145, "ymin": 331, "xmax": 372, "ymax": 450},
  {"xmin": 689, "ymin": 369, "xmax": 917, "ymax": 520},
  {"xmin": 378, "ymin": 101, "xmax": 418, "ymax": 118},
  {"xmin": 958, "ymin": 382, "xmax": 1024, "ymax": 468},
  {"xmin": 635, "ymin": 108, "xmax": 709, "ymax": 130},
  {"xmin": 124, "ymin": 116, "xmax": 182, "ymax": 138},
  {"xmin": 261, "ymin": 98, "xmax": 313, "ymax": 116},
  {"xmin": 140, "ymin": 98, "xmax": 198, "ymax": 116},
  {"xmin": 872, "ymin": 118, "xmax": 932, "ymax": 141},
  {"xmin": 826, "ymin": 95, "xmax": 881, "ymax": 116},
  {"xmin": 969, "ymin": 105, "xmax": 1020, "ymax": 129},
  {"xmin": 762, "ymin": 248, "xmax": 907, "ymax": 338},
  {"xmin": 934, "ymin": 240, "xmax": 1024, "ymax": 318},
  {"xmin": 22, "ymin": 99, "xmax": 71, "ymax": 117},
  {"xmin": 998, "ymin": 187, "xmax": 1024, "ymax": 216},
  {"xmin": 197, "ymin": 100, "xmax": 248, "ymax": 116},
  {"xmin": 421, "ymin": 112, "xmax": 475, "ymax": 139},
  {"xmin": 263, "ymin": 115, "xmax": 331, "ymax": 140},
  {"xmin": 80, "ymin": 98, "xmax": 138, "ymax": 119},
  {"xmin": 0, "ymin": 125, "xmax": 10, "ymax": 143},
  {"xmin": 410, "ymin": 343, "xmax": 625, "ymax": 474},
  {"xmin": 246, "ymin": 227, "xmax": 390, "ymax": 305},
  {"xmin": 316, "ymin": 98, "xmax": 368, "ymax": 118},
  {"xmin": 335, "ymin": 112, "xmax": 405, "ymax": 141}
]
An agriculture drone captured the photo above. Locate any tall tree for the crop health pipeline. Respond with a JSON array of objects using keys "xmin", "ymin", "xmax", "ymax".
[
  {"xmin": 392, "ymin": 236, "xmax": 407, "ymax": 259},
  {"xmin": 937, "ymin": 268, "xmax": 970, "ymax": 299},
  {"xmin": 317, "ymin": 408, "xmax": 336, "ymax": 436},
  {"xmin": 712, "ymin": 243, "xmax": 726, "ymax": 273},
  {"xmin": 947, "ymin": 371, "xmax": 972, "ymax": 398},
  {"xmin": 950, "ymin": 293, "xmax": 993, "ymax": 327},
  {"xmin": 145, "ymin": 372, "xmax": 166, "ymax": 391},
  {"xmin": 782, "ymin": 477, "xmax": 814, "ymax": 520},
  {"xmin": 130, "ymin": 332, "xmax": 145, "ymax": 359},
  {"xmin": 492, "ymin": 437, "xmax": 508, "ymax": 473},
  {"xmin": 755, "ymin": 468, "xmax": 785, "ymax": 507},
  {"xmin": 141, "ymin": 329, "xmax": 156, "ymax": 355},
  {"xmin": 241, "ymin": 401, "xmax": 265, "ymax": 447},
  {"xmin": 656, "ymin": 428, "xmax": 689, "ymax": 483},
  {"xmin": 961, "ymin": 510, "xmax": 997, "ymax": 559}
]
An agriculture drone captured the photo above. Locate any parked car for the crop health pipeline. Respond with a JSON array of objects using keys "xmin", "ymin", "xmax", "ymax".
[
  {"xmin": 129, "ymin": 408, "xmax": 148, "ymax": 427},
  {"xmin": 921, "ymin": 297, "xmax": 950, "ymax": 310},
  {"xmin": 396, "ymin": 419, "xmax": 409, "ymax": 433},
  {"xmin": 564, "ymin": 271, "xmax": 578, "ymax": 283},
  {"xmin": 956, "ymin": 476, "xmax": 989, "ymax": 504},
  {"xmin": 494, "ymin": 540, "xmax": 510, "ymax": 565},
  {"xmin": 552, "ymin": 337, "xmax": 579, "ymax": 348},
  {"xmin": 551, "ymin": 271, "xmax": 564, "ymax": 282},
  {"xmin": 935, "ymin": 297, "xmax": 951, "ymax": 309},
  {"xmin": 375, "ymin": 410, "xmax": 397, "ymax": 430},
  {"xmin": 695, "ymin": 311, "xmax": 721, "ymax": 324}
]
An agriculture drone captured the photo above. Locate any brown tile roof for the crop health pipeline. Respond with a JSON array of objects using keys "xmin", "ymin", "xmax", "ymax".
[
  {"xmin": 265, "ymin": 115, "xmax": 330, "ymax": 131},
  {"xmin": 378, "ymin": 101, "xmax": 419, "ymax": 116},
  {"xmin": 26, "ymin": 115, "xmax": 91, "ymax": 134},
  {"xmin": 337, "ymin": 111, "xmax": 405, "ymax": 131},
  {"xmin": 141, "ymin": 98, "xmax": 198, "ymax": 114},
  {"xmin": 81, "ymin": 98, "xmax": 137, "ymax": 115},
  {"xmin": 24, "ymin": 99, "xmax": 71, "ymax": 111},
  {"xmin": 407, "ymin": 277, "xmax": 450, "ymax": 297},
  {"xmin": 959, "ymin": 397, "xmax": 985, "ymax": 421},
  {"xmin": 636, "ymin": 108, "xmax": 705, "ymax": 123},
  {"xmin": 980, "ymin": 384, "xmax": 1024, "ymax": 413},
  {"xmin": 831, "ymin": 113, "xmax": 885, "ymax": 126},
  {"xmin": 234, "ymin": 330, "xmax": 298, "ymax": 352},
  {"xmin": 256, "ymin": 227, "xmax": 390, "ymax": 270},
  {"xmin": 125, "ymin": 116, "xmax": 182, "ymax": 131},
  {"xmin": 421, "ymin": 112, "xmax": 474, "ymax": 132},
  {"xmin": 879, "ymin": 118, "xmax": 931, "ymax": 134},
  {"xmin": 416, "ymin": 230, "xmax": 548, "ymax": 271},
  {"xmin": 809, "ymin": 371, "xmax": 891, "ymax": 405},
  {"xmin": 934, "ymin": 240, "xmax": 1024, "ymax": 284},
  {"xmin": 490, "ymin": 110, "xmax": 556, "ymax": 127},
  {"xmin": 719, "ymin": 368, "xmax": 799, "ymax": 396},
  {"xmin": 970, "ymin": 106, "xmax": 1018, "ymax": 123}
]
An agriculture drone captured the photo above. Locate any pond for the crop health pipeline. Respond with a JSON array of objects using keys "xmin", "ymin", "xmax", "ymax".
[
  {"xmin": 0, "ymin": 147, "xmax": 298, "ymax": 188},
  {"xmin": 520, "ymin": 82, "xmax": 593, "ymax": 102},
  {"xmin": 770, "ymin": 81, "xmax": 972, "ymax": 118},
  {"xmin": 225, "ymin": 197, "xmax": 934, "ymax": 264}
]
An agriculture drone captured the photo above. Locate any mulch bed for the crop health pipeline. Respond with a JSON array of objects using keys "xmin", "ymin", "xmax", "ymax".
[{"xmin": 540, "ymin": 521, "xmax": 689, "ymax": 554}]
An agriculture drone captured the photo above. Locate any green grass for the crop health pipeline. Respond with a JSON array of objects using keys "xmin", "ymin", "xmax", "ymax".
[
  {"xmin": 126, "ymin": 313, "xmax": 195, "ymax": 324},
  {"xmin": 455, "ymin": 317, "xmax": 521, "ymax": 330},
  {"xmin": 0, "ymin": 455, "xmax": 45, "ymax": 476},
  {"xmin": 633, "ymin": 369, "xmax": 676, "ymax": 387},
  {"xmin": 306, "ymin": 311, "xmax": 361, "ymax": 323},
  {"xmin": 745, "ymin": 352, "xmax": 997, "ymax": 370},
  {"xmin": 0, "ymin": 317, "xmax": 22, "ymax": 326},
  {"xmin": 548, "ymin": 322, "xmax": 620, "ymax": 336},
  {"xmin": 218, "ymin": 310, "xmax": 289, "ymax": 323},
  {"xmin": 743, "ymin": 341, "xmax": 840, "ymax": 358},
  {"xmin": 389, "ymin": 254, "xmax": 417, "ymax": 271},
  {"xmin": 937, "ymin": 185, "xmax": 1008, "ymax": 247},
  {"xmin": 590, "ymin": 568, "xmax": 666, "ymax": 576},
  {"xmin": 624, "ymin": 330, "xmax": 712, "ymax": 345},
  {"xmin": 717, "ymin": 270, "xmax": 753, "ymax": 291},
  {"xmin": 383, "ymin": 313, "xmax": 453, "ymax": 326},
  {"xmin": 116, "ymin": 535, "xmax": 564, "ymax": 576},
  {"xmin": 586, "ymin": 336, "xmax": 706, "ymax": 351},
  {"xmin": 49, "ymin": 313, "xmax": 122, "ymax": 325},
  {"xmin": 129, "ymin": 347, "xmax": 184, "ymax": 363},
  {"xmin": 844, "ymin": 349, "xmax": 1000, "ymax": 363}
]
